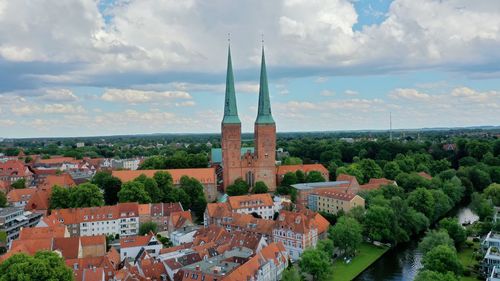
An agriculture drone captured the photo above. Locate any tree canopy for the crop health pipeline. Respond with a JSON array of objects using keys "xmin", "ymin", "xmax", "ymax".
[{"xmin": 0, "ymin": 251, "xmax": 73, "ymax": 281}]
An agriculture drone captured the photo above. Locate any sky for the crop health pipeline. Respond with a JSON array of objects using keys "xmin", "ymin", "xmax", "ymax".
[{"xmin": 1, "ymin": 0, "xmax": 500, "ymax": 138}]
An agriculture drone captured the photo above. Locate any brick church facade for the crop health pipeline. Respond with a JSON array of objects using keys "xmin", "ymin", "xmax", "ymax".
[{"xmin": 221, "ymin": 45, "xmax": 277, "ymax": 191}]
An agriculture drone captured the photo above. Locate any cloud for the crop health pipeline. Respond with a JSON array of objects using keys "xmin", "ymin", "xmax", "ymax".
[
  {"xmin": 39, "ymin": 89, "xmax": 78, "ymax": 102},
  {"xmin": 389, "ymin": 88, "xmax": 431, "ymax": 101},
  {"xmin": 1, "ymin": 0, "xmax": 500, "ymax": 94},
  {"xmin": 101, "ymin": 89, "xmax": 192, "ymax": 104},
  {"xmin": 11, "ymin": 103, "xmax": 86, "ymax": 115},
  {"xmin": 344, "ymin": 90, "xmax": 358, "ymax": 96},
  {"xmin": 320, "ymin": 90, "xmax": 335, "ymax": 97}
]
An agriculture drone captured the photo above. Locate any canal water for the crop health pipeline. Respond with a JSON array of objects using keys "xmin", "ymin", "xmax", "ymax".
[{"xmin": 354, "ymin": 207, "xmax": 479, "ymax": 281}]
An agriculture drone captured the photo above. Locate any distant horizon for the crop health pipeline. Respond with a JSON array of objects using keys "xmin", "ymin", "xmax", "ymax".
[
  {"xmin": 1, "ymin": 1, "xmax": 500, "ymax": 138},
  {"xmin": 2, "ymin": 124, "xmax": 499, "ymax": 141}
]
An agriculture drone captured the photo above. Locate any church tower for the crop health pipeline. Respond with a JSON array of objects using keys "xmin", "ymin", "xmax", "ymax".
[
  {"xmin": 253, "ymin": 47, "xmax": 276, "ymax": 190},
  {"xmin": 221, "ymin": 45, "xmax": 242, "ymax": 189}
]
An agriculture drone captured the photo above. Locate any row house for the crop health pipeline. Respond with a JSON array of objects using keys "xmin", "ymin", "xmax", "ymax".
[
  {"xmin": 138, "ymin": 202, "xmax": 184, "ymax": 233},
  {"xmin": 273, "ymin": 210, "xmax": 329, "ymax": 261},
  {"xmin": 0, "ymin": 160, "xmax": 33, "ymax": 186},
  {"xmin": 204, "ymin": 203, "xmax": 274, "ymax": 240},
  {"xmin": 176, "ymin": 242, "xmax": 288, "ymax": 281},
  {"xmin": 44, "ymin": 202, "xmax": 140, "ymax": 237},
  {"xmin": 0, "ymin": 206, "xmax": 42, "ymax": 245},
  {"xmin": 2, "ymin": 225, "xmax": 107, "ymax": 261},
  {"xmin": 308, "ymin": 191, "xmax": 365, "ymax": 215},
  {"xmin": 227, "ymin": 193, "xmax": 279, "ymax": 220},
  {"xmin": 120, "ymin": 232, "xmax": 163, "ymax": 262}
]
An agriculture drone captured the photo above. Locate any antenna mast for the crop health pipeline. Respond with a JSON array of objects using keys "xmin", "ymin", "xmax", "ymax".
[{"xmin": 390, "ymin": 112, "xmax": 393, "ymax": 141}]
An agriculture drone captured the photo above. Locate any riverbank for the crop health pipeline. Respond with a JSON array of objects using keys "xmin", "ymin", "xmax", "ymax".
[
  {"xmin": 331, "ymin": 243, "xmax": 389, "ymax": 281},
  {"xmin": 458, "ymin": 241, "xmax": 481, "ymax": 281}
]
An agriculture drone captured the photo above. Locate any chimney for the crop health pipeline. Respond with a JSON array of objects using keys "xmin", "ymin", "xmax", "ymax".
[{"xmin": 196, "ymin": 265, "xmax": 200, "ymax": 271}]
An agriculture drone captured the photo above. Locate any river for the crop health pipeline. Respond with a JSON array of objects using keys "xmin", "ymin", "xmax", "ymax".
[{"xmin": 354, "ymin": 206, "xmax": 479, "ymax": 281}]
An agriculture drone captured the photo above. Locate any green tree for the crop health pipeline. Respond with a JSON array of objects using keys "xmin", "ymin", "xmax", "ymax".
[
  {"xmin": 298, "ymin": 248, "xmax": 332, "ymax": 281},
  {"xmin": 438, "ymin": 218, "xmax": 466, "ymax": 248},
  {"xmin": 295, "ymin": 170, "xmax": 306, "ymax": 183},
  {"xmin": 10, "ymin": 178, "xmax": 26, "ymax": 189},
  {"xmin": 281, "ymin": 172, "xmax": 298, "ymax": 187},
  {"xmin": 282, "ymin": 157, "xmax": 303, "ymax": 165},
  {"xmin": 305, "ymin": 171, "xmax": 326, "ymax": 183},
  {"xmin": 470, "ymin": 192, "xmax": 494, "ymax": 220},
  {"xmin": 383, "ymin": 161, "xmax": 401, "ymax": 180},
  {"xmin": 0, "ymin": 191, "xmax": 7, "ymax": 207},
  {"xmin": 154, "ymin": 171, "xmax": 174, "ymax": 197},
  {"xmin": 336, "ymin": 165, "xmax": 364, "ymax": 184},
  {"xmin": 281, "ymin": 267, "xmax": 301, "ymax": 281},
  {"xmin": 0, "ymin": 251, "xmax": 73, "ymax": 281},
  {"xmin": 407, "ymin": 188, "xmax": 435, "ymax": 220},
  {"xmin": 418, "ymin": 230, "xmax": 454, "ymax": 253},
  {"xmin": 414, "ymin": 270, "xmax": 459, "ymax": 281},
  {"xmin": 169, "ymin": 188, "xmax": 191, "ymax": 210},
  {"xmin": 430, "ymin": 159, "xmax": 451, "ymax": 176},
  {"xmin": 71, "ymin": 183, "xmax": 104, "ymax": 208},
  {"xmin": 316, "ymin": 238, "xmax": 334, "ymax": 257},
  {"xmin": 358, "ymin": 159, "xmax": 383, "ymax": 183},
  {"xmin": 466, "ymin": 140, "xmax": 491, "ymax": 160},
  {"xmin": 329, "ymin": 216, "xmax": 362, "ymax": 257},
  {"xmin": 484, "ymin": 183, "xmax": 500, "ymax": 206},
  {"xmin": 50, "ymin": 185, "xmax": 71, "ymax": 209},
  {"xmin": 180, "ymin": 176, "xmax": 207, "ymax": 219},
  {"xmin": 143, "ymin": 178, "xmax": 162, "ymax": 203},
  {"xmin": 139, "ymin": 221, "xmax": 158, "ymax": 235},
  {"xmin": 101, "ymin": 176, "xmax": 122, "ymax": 205},
  {"xmin": 253, "ymin": 181, "xmax": 269, "ymax": 194},
  {"xmin": 226, "ymin": 178, "xmax": 249, "ymax": 196},
  {"xmin": 118, "ymin": 181, "xmax": 151, "ymax": 203},
  {"xmin": 364, "ymin": 205, "xmax": 395, "ymax": 242},
  {"xmin": 421, "ymin": 245, "xmax": 462, "ymax": 275},
  {"xmin": 430, "ymin": 189, "xmax": 452, "ymax": 221}
]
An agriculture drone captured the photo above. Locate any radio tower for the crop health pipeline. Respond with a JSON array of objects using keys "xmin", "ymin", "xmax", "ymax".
[{"xmin": 390, "ymin": 112, "xmax": 393, "ymax": 141}]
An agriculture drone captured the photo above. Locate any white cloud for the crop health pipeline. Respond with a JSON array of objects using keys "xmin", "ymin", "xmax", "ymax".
[
  {"xmin": 1, "ymin": 0, "xmax": 499, "ymax": 82},
  {"xmin": 320, "ymin": 90, "xmax": 335, "ymax": 97},
  {"xmin": 11, "ymin": 104, "xmax": 86, "ymax": 115},
  {"xmin": 101, "ymin": 89, "xmax": 192, "ymax": 104},
  {"xmin": 389, "ymin": 88, "xmax": 431, "ymax": 101},
  {"xmin": 344, "ymin": 90, "xmax": 358, "ymax": 96},
  {"xmin": 40, "ymin": 89, "xmax": 78, "ymax": 102}
]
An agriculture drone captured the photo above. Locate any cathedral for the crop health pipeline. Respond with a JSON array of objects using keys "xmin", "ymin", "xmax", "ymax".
[{"xmin": 221, "ymin": 45, "xmax": 277, "ymax": 191}]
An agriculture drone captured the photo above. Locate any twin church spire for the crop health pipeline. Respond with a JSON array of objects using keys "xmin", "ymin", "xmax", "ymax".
[{"xmin": 222, "ymin": 43, "xmax": 274, "ymax": 125}]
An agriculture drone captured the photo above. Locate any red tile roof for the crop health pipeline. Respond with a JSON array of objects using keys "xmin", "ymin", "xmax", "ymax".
[
  {"xmin": 19, "ymin": 225, "xmax": 68, "ymax": 240},
  {"xmin": 360, "ymin": 178, "xmax": 395, "ymax": 191},
  {"xmin": 276, "ymin": 164, "xmax": 328, "ymax": 175},
  {"xmin": 112, "ymin": 168, "xmax": 216, "ymax": 185},
  {"xmin": 41, "ymin": 174, "xmax": 76, "ymax": 188},
  {"xmin": 7, "ymin": 188, "xmax": 37, "ymax": 203},
  {"xmin": 418, "ymin": 172, "xmax": 433, "ymax": 180},
  {"xmin": 120, "ymin": 233, "xmax": 155, "ymax": 248},
  {"xmin": 0, "ymin": 160, "xmax": 30, "ymax": 177},
  {"xmin": 54, "ymin": 236, "xmax": 81, "ymax": 259},
  {"xmin": 227, "ymin": 193, "xmax": 273, "ymax": 210},
  {"xmin": 37, "ymin": 157, "xmax": 80, "ymax": 165}
]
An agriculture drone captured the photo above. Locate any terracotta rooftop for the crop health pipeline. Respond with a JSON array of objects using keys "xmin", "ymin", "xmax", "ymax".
[
  {"xmin": 7, "ymin": 188, "xmax": 37, "ymax": 203},
  {"xmin": 120, "ymin": 233, "xmax": 154, "ymax": 248},
  {"xmin": 276, "ymin": 164, "xmax": 328, "ymax": 175},
  {"xmin": 112, "ymin": 168, "xmax": 216, "ymax": 185},
  {"xmin": 360, "ymin": 178, "xmax": 395, "ymax": 190},
  {"xmin": 19, "ymin": 224, "xmax": 68, "ymax": 240},
  {"xmin": 0, "ymin": 160, "xmax": 30, "ymax": 177},
  {"xmin": 418, "ymin": 172, "xmax": 433, "ymax": 180},
  {"xmin": 227, "ymin": 193, "xmax": 273, "ymax": 210}
]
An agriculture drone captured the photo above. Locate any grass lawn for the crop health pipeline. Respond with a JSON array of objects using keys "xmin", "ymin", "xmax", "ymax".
[
  {"xmin": 331, "ymin": 243, "xmax": 389, "ymax": 281},
  {"xmin": 458, "ymin": 242, "xmax": 480, "ymax": 281}
]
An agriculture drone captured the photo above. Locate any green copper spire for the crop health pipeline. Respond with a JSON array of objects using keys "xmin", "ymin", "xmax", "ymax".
[
  {"xmin": 222, "ymin": 45, "xmax": 241, "ymax": 124},
  {"xmin": 255, "ymin": 47, "xmax": 275, "ymax": 124}
]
